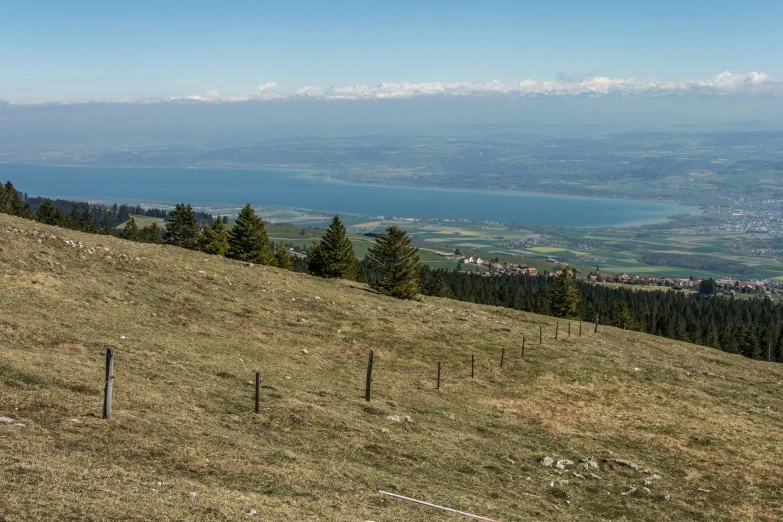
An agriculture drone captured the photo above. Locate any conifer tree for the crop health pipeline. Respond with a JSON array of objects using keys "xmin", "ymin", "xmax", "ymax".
[
  {"xmin": 80, "ymin": 208, "xmax": 98, "ymax": 233},
  {"xmin": 122, "ymin": 217, "xmax": 140, "ymax": 241},
  {"xmin": 68, "ymin": 203, "xmax": 81, "ymax": 230},
  {"xmin": 551, "ymin": 266, "xmax": 581, "ymax": 318},
  {"xmin": 141, "ymin": 223, "xmax": 164, "ymax": 244},
  {"xmin": 227, "ymin": 204, "xmax": 275, "ymax": 265},
  {"xmin": 365, "ymin": 225, "xmax": 421, "ymax": 299},
  {"xmin": 308, "ymin": 215, "xmax": 356, "ymax": 279},
  {"xmin": 35, "ymin": 199, "xmax": 64, "ymax": 226},
  {"xmin": 275, "ymin": 243, "xmax": 294, "ymax": 270},
  {"xmin": 199, "ymin": 215, "xmax": 229, "ymax": 256},
  {"xmin": 165, "ymin": 203, "xmax": 201, "ymax": 249},
  {"xmin": 100, "ymin": 215, "xmax": 114, "ymax": 235}
]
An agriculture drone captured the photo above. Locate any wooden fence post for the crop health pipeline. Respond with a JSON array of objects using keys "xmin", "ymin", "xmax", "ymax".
[
  {"xmin": 255, "ymin": 371, "xmax": 260, "ymax": 414},
  {"xmin": 103, "ymin": 347, "xmax": 114, "ymax": 419},
  {"xmin": 471, "ymin": 355, "xmax": 475, "ymax": 379},
  {"xmin": 365, "ymin": 349, "xmax": 375, "ymax": 401},
  {"xmin": 521, "ymin": 337, "xmax": 525, "ymax": 359},
  {"xmin": 568, "ymin": 321, "xmax": 571, "ymax": 338},
  {"xmin": 500, "ymin": 347, "xmax": 505, "ymax": 369},
  {"xmin": 595, "ymin": 314, "xmax": 600, "ymax": 334},
  {"xmin": 539, "ymin": 326, "xmax": 543, "ymax": 345},
  {"xmin": 769, "ymin": 343, "xmax": 772, "ymax": 363},
  {"xmin": 555, "ymin": 321, "xmax": 559, "ymax": 340},
  {"xmin": 579, "ymin": 321, "xmax": 582, "ymax": 337},
  {"xmin": 437, "ymin": 362, "xmax": 441, "ymax": 389}
]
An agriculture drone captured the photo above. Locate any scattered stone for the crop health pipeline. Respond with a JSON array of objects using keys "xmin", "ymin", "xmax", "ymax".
[
  {"xmin": 698, "ymin": 488, "xmax": 711, "ymax": 493},
  {"xmin": 620, "ymin": 487, "xmax": 637, "ymax": 496},
  {"xmin": 388, "ymin": 415, "xmax": 401, "ymax": 422},
  {"xmin": 314, "ymin": 296, "xmax": 321, "ymax": 300},
  {"xmin": 634, "ymin": 367, "xmax": 641, "ymax": 372},
  {"xmin": 579, "ymin": 457, "xmax": 599, "ymax": 470},
  {"xmin": 614, "ymin": 459, "xmax": 640, "ymax": 471},
  {"xmin": 664, "ymin": 493, "xmax": 671, "ymax": 501},
  {"xmin": 539, "ymin": 456, "xmax": 554, "ymax": 467},
  {"xmin": 0, "ymin": 417, "xmax": 14, "ymax": 423},
  {"xmin": 247, "ymin": 263, "xmax": 254, "ymax": 267},
  {"xmin": 247, "ymin": 509, "xmax": 258, "ymax": 515},
  {"xmin": 284, "ymin": 376, "xmax": 291, "ymax": 380},
  {"xmin": 507, "ymin": 458, "xmax": 515, "ymax": 465},
  {"xmin": 589, "ymin": 473, "xmax": 602, "ymax": 480},
  {"xmin": 12, "ymin": 423, "xmax": 25, "ymax": 427},
  {"xmin": 300, "ymin": 349, "xmax": 309, "ymax": 355},
  {"xmin": 189, "ymin": 491, "xmax": 197, "ymax": 500},
  {"xmin": 555, "ymin": 459, "xmax": 574, "ymax": 470},
  {"xmin": 572, "ymin": 472, "xmax": 585, "ymax": 479},
  {"xmin": 403, "ymin": 415, "xmax": 412, "ymax": 422},
  {"xmin": 70, "ymin": 419, "xmax": 82, "ymax": 423}
]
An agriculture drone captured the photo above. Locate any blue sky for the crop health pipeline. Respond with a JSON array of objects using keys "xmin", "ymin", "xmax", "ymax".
[{"xmin": 1, "ymin": 0, "xmax": 781, "ymax": 102}]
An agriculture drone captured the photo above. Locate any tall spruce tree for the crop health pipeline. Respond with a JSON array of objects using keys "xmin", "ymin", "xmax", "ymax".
[
  {"xmin": 68, "ymin": 203, "xmax": 81, "ymax": 230},
  {"xmin": 275, "ymin": 243, "xmax": 294, "ymax": 270},
  {"xmin": 227, "ymin": 204, "xmax": 275, "ymax": 265},
  {"xmin": 199, "ymin": 215, "xmax": 230, "ymax": 256},
  {"xmin": 35, "ymin": 199, "xmax": 64, "ymax": 226},
  {"xmin": 100, "ymin": 215, "xmax": 114, "ymax": 235},
  {"xmin": 551, "ymin": 266, "xmax": 581, "ymax": 318},
  {"xmin": 121, "ymin": 217, "xmax": 140, "ymax": 241},
  {"xmin": 141, "ymin": 223, "xmax": 164, "ymax": 244},
  {"xmin": 80, "ymin": 208, "xmax": 98, "ymax": 233},
  {"xmin": 365, "ymin": 225, "xmax": 420, "ymax": 299},
  {"xmin": 165, "ymin": 203, "xmax": 201, "ymax": 249},
  {"xmin": 308, "ymin": 216, "xmax": 356, "ymax": 279}
]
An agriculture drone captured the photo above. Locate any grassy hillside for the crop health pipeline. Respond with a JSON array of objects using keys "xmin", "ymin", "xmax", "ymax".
[{"xmin": 1, "ymin": 213, "xmax": 782, "ymax": 521}]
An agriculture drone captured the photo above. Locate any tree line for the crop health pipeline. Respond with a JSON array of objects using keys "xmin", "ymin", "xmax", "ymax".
[{"xmin": 418, "ymin": 267, "xmax": 783, "ymax": 362}]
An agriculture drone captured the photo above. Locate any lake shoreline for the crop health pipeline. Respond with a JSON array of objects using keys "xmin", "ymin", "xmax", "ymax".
[{"xmin": 3, "ymin": 162, "xmax": 697, "ymax": 228}]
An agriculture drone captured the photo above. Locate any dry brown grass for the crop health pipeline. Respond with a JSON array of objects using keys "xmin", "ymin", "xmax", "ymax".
[{"xmin": 1, "ymin": 213, "xmax": 783, "ymax": 521}]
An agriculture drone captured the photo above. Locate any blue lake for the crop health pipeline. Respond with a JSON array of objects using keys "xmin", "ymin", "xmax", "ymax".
[{"xmin": 1, "ymin": 163, "xmax": 696, "ymax": 227}]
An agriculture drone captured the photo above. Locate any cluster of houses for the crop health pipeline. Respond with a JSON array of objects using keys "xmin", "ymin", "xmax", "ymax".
[{"xmin": 435, "ymin": 251, "xmax": 539, "ymax": 276}]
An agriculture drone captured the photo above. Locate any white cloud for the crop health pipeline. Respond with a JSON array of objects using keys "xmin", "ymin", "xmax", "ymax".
[{"xmin": 7, "ymin": 71, "xmax": 782, "ymax": 105}]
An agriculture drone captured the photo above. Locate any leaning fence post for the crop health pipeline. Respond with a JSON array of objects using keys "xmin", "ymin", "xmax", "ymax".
[
  {"xmin": 255, "ymin": 371, "xmax": 260, "ymax": 414},
  {"xmin": 539, "ymin": 326, "xmax": 543, "ymax": 345},
  {"xmin": 365, "ymin": 349, "xmax": 375, "ymax": 401},
  {"xmin": 595, "ymin": 314, "xmax": 600, "ymax": 334},
  {"xmin": 471, "ymin": 355, "xmax": 475, "ymax": 379},
  {"xmin": 103, "ymin": 347, "xmax": 114, "ymax": 419},
  {"xmin": 568, "ymin": 321, "xmax": 571, "ymax": 338},
  {"xmin": 437, "ymin": 362, "xmax": 441, "ymax": 389},
  {"xmin": 555, "ymin": 321, "xmax": 559, "ymax": 340},
  {"xmin": 521, "ymin": 337, "xmax": 526, "ymax": 359},
  {"xmin": 500, "ymin": 347, "xmax": 505, "ymax": 368}
]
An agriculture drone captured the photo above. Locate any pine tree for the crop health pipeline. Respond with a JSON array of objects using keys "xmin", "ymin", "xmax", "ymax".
[
  {"xmin": 121, "ymin": 217, "xmax": 140, "ymax": 241},
  {"xmin": 80, "ymin": 208, "xmax": 98, "ymax": 233},
  {"xmin": 307, "ymin": 216, "xmax": 356, "ymax": 279},
  {"xmin": 199, "ymin": 215, "xmax": 229, "ymax": 256},
  {"xmin": 227, "ymin": 204, "xmax": 275, "ymax": 265},
  {"xmin": 141, "ymin": 223, "xmax": 164, "ymax": 244},
  {"xmin": 68, "ymin": 203, "xmax": 81, "ymax": 230},
  {"xmin": 551, "ymin": 266, "xmax": 581, "ymax": 318},
  {"xmin": 35, "ymin": 199, "xmax": 64, "ymax": 226},
  {"xmin": 100, "ymin": 215, "xmax": 114, "ymax": 235},
  {"xmin": 275, "ymin": 243, "xmax": 294, "ymax": 270},
  {"xmin": 165, "ymin": 203, "xmax": 201, "ymax": 249},
  {"xmin": 365, "ymin": 225, "xmax": 421, "ymax": 299}
]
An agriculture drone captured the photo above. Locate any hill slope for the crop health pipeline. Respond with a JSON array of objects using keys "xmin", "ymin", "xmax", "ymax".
[{"xmin": 1, "ymin": 213, "xmax": 782, "ymax": 521}]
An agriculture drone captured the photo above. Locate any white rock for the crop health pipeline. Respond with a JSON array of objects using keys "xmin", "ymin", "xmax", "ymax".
[
  {"xmin": 189, "ymin": 491, "xmax": 197, "ymax": 500},
  {"xmin": 12, "ymin": 423, "xmax": 25, "ymax": 427},
  {"xmin": 0, "ymin": 417, "xmax": 14, "ymax": 423},
  {"xmin": 634, "ymin": 367, "xmax": 641, "ymax": 372},
  {"xmin": 301, "ymin": 349, "xmax": 309, "ymax": 355},
  {"xmin": 247, "ymin": 509, "xmax": 257, "ymax": 515},
  {"xmin": 314, "ymin": 296, "xmax": 321, "ymax": 300},
  {"xmin": 387, "ymin": 415, "xmax": 401, "ymax": 422},
  {"xmin": 556, "ymin": 459, "xmax": 574, "ymax": 470},
  {"xmin": 70, "ymin": 419, "xmax": 82, "ymax": 423},
  {"xmin": 539, "ymin": 456, "xmax": 554, "ymax": 466},
  {"xmin": 284, "ymin": 376, "xmax": 291, "ymax": 380}
]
